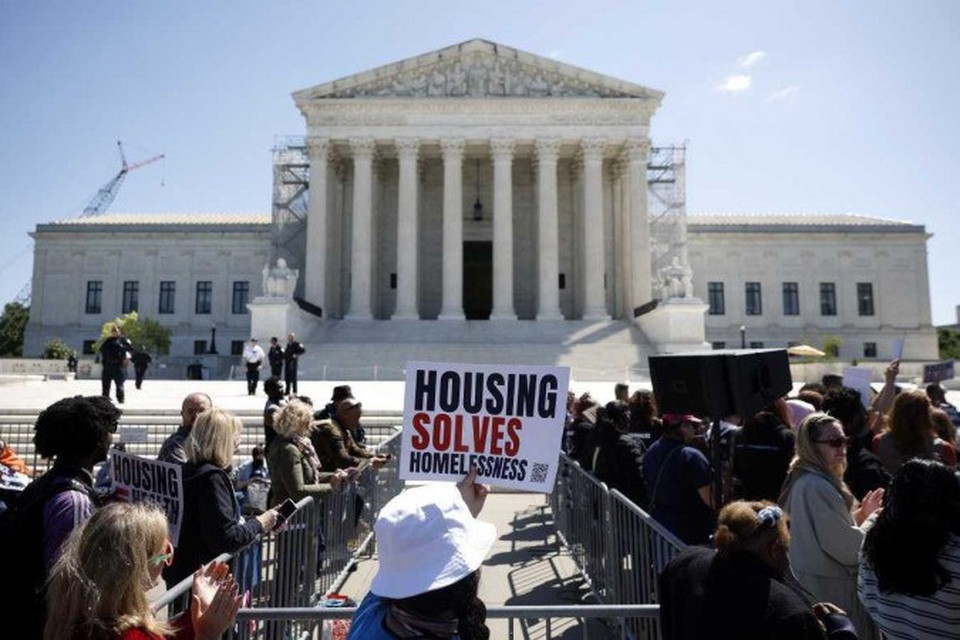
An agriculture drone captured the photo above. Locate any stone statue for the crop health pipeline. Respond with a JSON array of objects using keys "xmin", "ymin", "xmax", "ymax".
[
  {"xmin": 261, "ymin": 258, "xmax": 299, "ymax": 299},
  {"xmin": 658, "ymin": 257, "xmax": 690, "ymax": 300}
]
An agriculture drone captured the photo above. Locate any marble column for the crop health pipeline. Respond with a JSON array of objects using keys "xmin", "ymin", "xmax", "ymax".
[
  {"xmin": 439, "ymin": 138, "xmax": 465, "ymax": 320},
  {"xmin": 625, "ymin": 138, "xmax": 652, "ymax": 311},
  {"xmin": 535, "ymin": 138, "xmax": 563, "ymax": 320},
  {"xmin": 346, "ymin": 138, "xmax": 375, "ymax": 320},
  {"xmin": 392, "ymin": 138, "xmax": 420, "ymax": 319},
  {"xmin": 581, "ymin": 138, "xmax": 610, "ymax": 320},
  {"xmin": 490, "ymin": 138, "xmax": 516, "ymax": 320},
  {"xmin": 304, "ymin": 137, "xmax": 329, "ymax": 312}
]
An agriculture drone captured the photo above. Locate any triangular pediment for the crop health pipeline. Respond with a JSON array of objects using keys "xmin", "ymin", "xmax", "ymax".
[{"xmin": 293, "ymin": 39, "xmax": 663, "ymax": 102}]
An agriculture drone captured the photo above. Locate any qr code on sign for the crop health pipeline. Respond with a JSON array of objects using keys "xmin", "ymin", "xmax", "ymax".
[{"xmin": 531, "ymin": 463, "xmax": 549, "ymax": 483}]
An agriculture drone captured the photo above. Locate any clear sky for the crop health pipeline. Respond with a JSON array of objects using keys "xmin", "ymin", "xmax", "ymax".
[{"xmin": 1, "ymin": 1, "xmax": 957, "ymax": 324}]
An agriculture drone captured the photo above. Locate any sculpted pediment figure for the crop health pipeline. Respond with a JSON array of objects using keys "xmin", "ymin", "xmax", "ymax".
[{"xmin": 293, "ymin": 38, "xmax": 663, "ymax": 103}]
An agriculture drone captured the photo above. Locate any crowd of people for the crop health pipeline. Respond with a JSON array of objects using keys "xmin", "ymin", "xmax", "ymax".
[
  {"xmin": 567, "ymin": 368, "xmax": 960, "ymax": 639},
  {"xmin": 0, "ymin": 375, "xmax": 392, "ymax": 639},
  {"xmin": 5, "ymin": 357, "xmax": 960, "ymax": 639}
]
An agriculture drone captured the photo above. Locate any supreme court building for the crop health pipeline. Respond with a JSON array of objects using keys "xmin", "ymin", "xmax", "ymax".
[{"xmin": 23, "ymin": 40, "xmax": 939, "ymax": 377}]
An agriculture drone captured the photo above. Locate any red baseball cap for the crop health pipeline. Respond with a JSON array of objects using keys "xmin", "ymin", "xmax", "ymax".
[{"xmin": 662, "ymin": 413, "xmax": 703, "ymax": 427}]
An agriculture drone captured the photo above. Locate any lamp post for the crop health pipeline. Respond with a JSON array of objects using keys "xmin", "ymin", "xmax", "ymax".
[
  {"xmin": 208, "ymin": 325, "xmax": 218, "ymax": 355},
  {"xmin": 740, "ymin": 325, "xmax": 746, "ymax": 349}
]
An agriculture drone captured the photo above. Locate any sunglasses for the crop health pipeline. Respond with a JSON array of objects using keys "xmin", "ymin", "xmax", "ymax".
[
  {"xmin": 814, "ymin": 436, "xmax": 851, "ymax": 449},
  {"xmin": 149, "ymin": 540, "xmax": 175, "ymax": 567}
]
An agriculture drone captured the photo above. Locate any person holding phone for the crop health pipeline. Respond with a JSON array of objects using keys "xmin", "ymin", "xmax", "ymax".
[
  {"xmin": 266, "ymin": 400, "xmax": 355, "ymax": 508},
  {"xmin": 164, "ymin": 408, "xmax": 280, "ymax": 587}
]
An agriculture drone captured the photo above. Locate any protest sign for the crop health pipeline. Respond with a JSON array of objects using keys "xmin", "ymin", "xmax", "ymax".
[
  {"xmin": 401, "ymin": 361, "xmax": 570, "ymax": 492},
  {"xmin": 842, "ymin": 367, "xmax": 874, "ymax": 408},
  {"xmin": 924, "ymin": 360, "xmax": 955, "ymax": 384},
  {"xmin": 110, "ymin": 450, "xmax": 184, "ymax": 544}
]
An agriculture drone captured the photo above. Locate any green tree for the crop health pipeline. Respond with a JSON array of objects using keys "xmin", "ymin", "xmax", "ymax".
[
  {"xmin": 42, "ymin": 338, "xmax": 74, "ymax": 360},
  {"xmin": 939, "ymin": 328, "xmax": 960, "ymax": 360},
  {"xmin": 0, "ymin": 302, "xmax": 29, "ymax": 356},
  {"xmin": 94, "ymin": 312, "xmax": 171, "ymax": 356},
  {"xmin": 822, "ymin": 335, "xmax": 843, "ymax": 359}
]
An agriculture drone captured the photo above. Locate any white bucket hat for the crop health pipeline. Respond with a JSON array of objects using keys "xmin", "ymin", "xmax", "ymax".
[{"xmin": 370, "ymin": 483, "xmax": 497, "ymax": 599}]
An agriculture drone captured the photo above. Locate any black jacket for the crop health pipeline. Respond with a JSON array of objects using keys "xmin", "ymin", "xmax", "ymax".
[
  {"xmin": 659, "ymin": 546, "xmax": 826, "ymax": 640},
  {"xmin": 164, "ymin": 462, "xmax": 263, "ymax": 586}
]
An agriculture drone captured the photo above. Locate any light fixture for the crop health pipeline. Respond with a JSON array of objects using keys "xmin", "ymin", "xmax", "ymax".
[{"xmin": 472, "ymin": 158, "xmax": 483, "ymax": 221}]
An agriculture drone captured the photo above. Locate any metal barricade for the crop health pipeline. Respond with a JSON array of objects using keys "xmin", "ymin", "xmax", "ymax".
[
  {"xmin": 551, "ymin": 453, "xmax": 687, "ymax": 640},
  {"xmin": 228, "ymin": 604, "xmax": 661, "ymax": 640}
]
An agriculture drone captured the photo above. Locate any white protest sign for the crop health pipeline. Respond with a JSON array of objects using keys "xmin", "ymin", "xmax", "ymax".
[
  {"xmin": 110, "ymin": 450, "xmax": 185, "ymax": 544},
  {"xmin": 842, "ymin": 366, "xmax": 874, "ymax": 408},
  {"xmin": 891, "ymin": 338, "xmax": 905, "ymax": 360},
  {"xmin": 401, "ymin": 361, "xmax": 570, "ymax": 492}
]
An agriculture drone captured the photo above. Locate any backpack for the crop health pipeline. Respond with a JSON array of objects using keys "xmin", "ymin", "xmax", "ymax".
[{"xmin": 0, "ymin": 472, "xmax": 95, "ymax": 640}]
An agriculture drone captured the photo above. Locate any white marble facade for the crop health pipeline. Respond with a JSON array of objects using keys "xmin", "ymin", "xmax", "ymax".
[
  {"xmin": 293, "ymin": 39, "xmax": 662, "ymax": 323},
  {"xmin": 21, "ymin": 40, "xmax": 941, "ymax": 364}
]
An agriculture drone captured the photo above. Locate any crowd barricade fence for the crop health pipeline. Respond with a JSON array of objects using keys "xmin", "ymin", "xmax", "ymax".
[
  {"xmin": 149, "ymin": 437, "xmax": 682, "ymax": 639},
  {"xmin": 552, "ymin": 453, "xmax": 687, "ymax": 639}
]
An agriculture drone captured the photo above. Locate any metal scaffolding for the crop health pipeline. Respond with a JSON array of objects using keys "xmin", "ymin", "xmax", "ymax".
[
  {"xmin": 647, "ymin": 144, "xmax": 688, "ymax": 300},
  {"xmin": 270, "ymin": 136, "xmax": 309, "ymax": 271}
]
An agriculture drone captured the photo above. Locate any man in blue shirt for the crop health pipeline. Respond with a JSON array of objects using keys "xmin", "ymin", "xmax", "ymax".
[{"xmin": 642, "ymin": 413, "xmax": 715, "ymax": 545}]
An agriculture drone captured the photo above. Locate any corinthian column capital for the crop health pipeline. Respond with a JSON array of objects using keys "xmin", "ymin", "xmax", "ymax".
[
  {"xmin": 490, "ymin": 137, "xmax": 516, "ymax": 161},
  {"xmin": 580, "ymin": 137, "xmax": 607, "ymax": 163},
  {"xmin": 394, "ymin": 137, "xmax": 420, "ymax": 161},
  {"xmin": 349, "ymin": 137, "xmax": 377, "ymax": 160},
  {"xmin": 535, "ymin": 138, "xmax": 562, "ymax": 162},
  {"xmin": 440, "ymin": 137, "xmax": 466, "ymax": 159},
  {"xmin": 623, "ymin": 138, "xmax": 651, "ymax": 163},
  {"xmin": 306, "ymin": 137, "xmax": 330, "ymax": 161}
]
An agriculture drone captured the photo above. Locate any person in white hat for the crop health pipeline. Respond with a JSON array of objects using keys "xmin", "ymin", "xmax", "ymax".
[{"xmin": 347, "ymin": 466, "xmax": 495, "ymax": 639}]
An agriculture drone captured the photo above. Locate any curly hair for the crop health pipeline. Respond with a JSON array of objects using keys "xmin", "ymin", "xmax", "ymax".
[
  {"xmin": 33, "ymin": 396, "xmax": 121, "ymax": 463},
  {"xmin": 821, "ymin": 386, "xmax": 866, "ymax": 433},
  {"xmin": 862, "ymin": 459, "xmax": 960, "ymax": 595}
]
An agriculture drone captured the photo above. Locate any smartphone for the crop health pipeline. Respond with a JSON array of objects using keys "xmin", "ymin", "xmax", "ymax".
[{"xmin": 276, "ymin": 498, "xmax": 298, "ymax": 525}]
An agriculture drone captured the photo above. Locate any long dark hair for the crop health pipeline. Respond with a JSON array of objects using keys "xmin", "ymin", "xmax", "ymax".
[
  {"xmin": 862, "ymin": 459, "xmax": 960, "ymax": 595},
  {"xmin": 395, "ymin": 570, "xmax": 488, "ymax": 640}
]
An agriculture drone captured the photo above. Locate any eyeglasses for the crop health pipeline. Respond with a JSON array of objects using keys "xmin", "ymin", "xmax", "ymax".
[
  {"xmin": 149, "ymin": 540, "xmax": 175, "ymax": 567},
  {"xmin": 814, "ymin": 436, "xmax": 851, "ymax": 449}
]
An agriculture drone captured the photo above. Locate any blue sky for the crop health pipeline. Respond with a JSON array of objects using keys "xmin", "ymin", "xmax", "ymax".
[{"xmin": 1, "ymin": 1, "xmax": 957, "ymax": 324}]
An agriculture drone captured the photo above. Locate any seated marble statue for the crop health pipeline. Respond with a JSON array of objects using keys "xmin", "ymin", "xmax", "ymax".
[{"xmin": 261, "ymin": 258, "xmax": 299, "ymax": 299}]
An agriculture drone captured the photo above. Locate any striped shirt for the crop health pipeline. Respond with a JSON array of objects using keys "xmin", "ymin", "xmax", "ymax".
[{"xmin": 859, "ymin": 534, "xmax": 960, "ymax": 639}]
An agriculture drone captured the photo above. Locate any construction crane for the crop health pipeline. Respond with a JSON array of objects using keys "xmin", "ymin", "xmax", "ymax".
[{"xmin": 80, "ymin": 140, "xmax": 164, "ymax": 217}]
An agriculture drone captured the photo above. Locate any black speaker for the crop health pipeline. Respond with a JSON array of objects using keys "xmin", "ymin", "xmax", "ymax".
[{"xmin": 649, "ymin": 349, "xmax": 793, "ymax": 419}]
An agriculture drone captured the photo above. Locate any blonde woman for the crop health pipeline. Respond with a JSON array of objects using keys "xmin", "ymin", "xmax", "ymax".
[
  {"xmin": 45, "ymin": 501, "xmax": 241, "ymax": 640},
  {"xmin": 164, "ymin": 408, "xmax": 279, "ymax": 586},
  {"xmin": 266, "ymin": 400, "xmax": 355, "ymax": 506},
  {"xmin": 779, "ymin": 412, "xmax": 884, "ymax": 639}
]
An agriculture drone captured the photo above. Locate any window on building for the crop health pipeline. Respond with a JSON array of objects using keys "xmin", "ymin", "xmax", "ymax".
[
  {"xmin": 749, "ymin": 341, "xmax": 765, "ymax": 349},
  {"xmin": 122, "ymin": 281, "xmax": 139, "ymax": 314},
  {"xmin": 232, "ymin": 281, "xmax": 249, "ymax": 315},
  {"xmin": 195, "ymin": 281, "xmax": 212, "ymax": 315},
  {"xmin": 857, "ymin": 282, "xmax": 875, "ymax": 316},
  {"xmin": 193, "ymin": 340, "xmax": 207, "ymax": 355},
  {"xmin": 864, "ymin": 342, "xmax": 878, "ymax": 358},
  {"xmin": 745, "ymin": 282, "xmax": 762, "ymax": 316},
  {"xmin": 707, "ymin": 282, "xmax": 725, "ymax": 315},
  {"xmin": 231, "ymin": 340, "xmax": 244, "ymax": 356},
  {"xmin": 711, "ymin": 341, "xmax": 726, "ymax": 350},
  {"xmin": 82, "ymin": 340, "xmax": 96, "ymax": 355},
  {"xmin": 159, "ymin": 281, "xmax": 176, "ymax": 314},
  {"xmin": 820, "ymin": 283, "xmax": 837, "ymax": 316},
  {"xmin": 85, "ymin": 280, "xmax": 102, "ymax": 314},
  {"xmin": 782, "ymin": 282, "xmax": 800, "ymax": 316}
]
